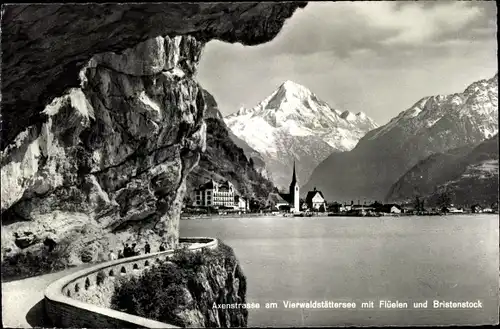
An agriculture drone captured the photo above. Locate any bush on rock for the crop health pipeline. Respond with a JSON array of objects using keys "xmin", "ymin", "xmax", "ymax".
[{"xmin": 110, "ymin": 241, "xmax": 248, "ymax": 327}]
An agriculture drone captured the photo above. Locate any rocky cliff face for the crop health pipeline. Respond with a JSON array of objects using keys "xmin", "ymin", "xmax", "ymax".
[
  {"xmin": 173, "ymin": 244, "xmax": 248, "ymax": 328},
  {"xmin": 1, "ymin": 3, "xmax": 307, "ymax": 265},
  {"xmin": 305, "ymin": 74, "xmax": 498, "ymax": 202},
  {"xmin": 1, "ymin": 35, "xmax": 206, "ymax": 262}
]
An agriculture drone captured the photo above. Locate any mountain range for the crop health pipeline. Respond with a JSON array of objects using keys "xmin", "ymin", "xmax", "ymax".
[
  {"xmin": 386, "ymin": 134, "xmax": 499, "ymax": 207},
  {"xmin": 224, "ymin": 80, "xmax": 378, "ymax": 189},
  {"xmin": 304, "ymin": 73, "xmax": 498, "ymax": 202}
]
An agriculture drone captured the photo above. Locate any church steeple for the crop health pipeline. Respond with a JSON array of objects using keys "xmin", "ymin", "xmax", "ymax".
[
  {"xmin": 291, "ymin": 160, "xmax": 297, "ymax": 186},
  {"xmin": 289, "ymin": 160, "xmax": 300, "ymax": 212}
]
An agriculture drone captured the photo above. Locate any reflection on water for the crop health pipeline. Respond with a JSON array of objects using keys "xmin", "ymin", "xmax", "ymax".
[{"xmin": 180, "ymin": 215, "xmax": 499, "ymax": 327}]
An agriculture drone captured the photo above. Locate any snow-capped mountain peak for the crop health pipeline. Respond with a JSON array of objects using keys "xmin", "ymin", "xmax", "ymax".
[
  {"xmin": 230, "ymin": 80, "xmax": 377, "ymax": 131},
  {"xmin": 224, "ymin": 80, "xmax": 379, "ymax": 188},
  {"xmin": 252, "ymin": 80, "xmax": 318, "ymax": 117},
  {"xmin": 276, "ymin": 80, "xmax": 313, "ymax": 100},
  {"xmin": 368, "ymin": 73, "xmax": 498, "ymax": 141}
]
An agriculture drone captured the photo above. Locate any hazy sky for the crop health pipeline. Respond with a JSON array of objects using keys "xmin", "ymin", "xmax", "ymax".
[{"xmin": 197, "ymin": 1, "xmax": 497, "ymax": 125}]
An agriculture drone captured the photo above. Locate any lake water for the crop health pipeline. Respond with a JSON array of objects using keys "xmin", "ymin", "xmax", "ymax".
[{"xmin": 180, "ymin": 215, "xmax": 499, "ymax": 327}]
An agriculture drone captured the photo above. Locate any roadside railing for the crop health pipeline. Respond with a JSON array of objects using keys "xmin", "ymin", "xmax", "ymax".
[{"xmin": 44, "ymin": 237, "xmax": 218, "ymax": 328}]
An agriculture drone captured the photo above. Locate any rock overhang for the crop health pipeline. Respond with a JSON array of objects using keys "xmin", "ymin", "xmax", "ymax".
[
  {"xmin": 1, "ymin": 2, "xmax": 308, "ymax": 149},
  {"xmin": 0, "ymin": 2, "xmax": 307, "ymax": 261}
]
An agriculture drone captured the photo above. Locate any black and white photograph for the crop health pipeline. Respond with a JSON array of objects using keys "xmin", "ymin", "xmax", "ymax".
[{"xmin": 1, "ymin": 1, "xmax": 499, "ymax": 328}]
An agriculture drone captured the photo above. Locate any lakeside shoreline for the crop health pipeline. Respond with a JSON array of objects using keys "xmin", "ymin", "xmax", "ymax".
[{"xmin": 180, "ymin": 211, "xmax": 497, "ymax": 220}]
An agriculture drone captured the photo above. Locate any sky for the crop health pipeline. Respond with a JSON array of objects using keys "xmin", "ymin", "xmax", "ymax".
[{"xmin": 197, "ymin": 1, "xmax": 497, "ymax": 126}]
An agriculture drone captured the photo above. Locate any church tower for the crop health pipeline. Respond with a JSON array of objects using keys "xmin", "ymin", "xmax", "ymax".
[{"xmin": 289, "ymin": 161, "xmax": 300, "ymax": 212}]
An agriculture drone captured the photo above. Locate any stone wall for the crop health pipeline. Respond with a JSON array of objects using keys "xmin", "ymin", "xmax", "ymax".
[{"xmin": 44, "ymin": 237, "xmax": 217, "ymax": 328}]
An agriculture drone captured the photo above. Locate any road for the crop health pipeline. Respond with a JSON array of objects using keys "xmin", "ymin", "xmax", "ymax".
[
  {"xmin": 2, "ymin": 265, "xmax": 92, "ymax": 328},
  {"xmin": 2, "ymin": 242, "xmax": 204, "ymax": 327}
]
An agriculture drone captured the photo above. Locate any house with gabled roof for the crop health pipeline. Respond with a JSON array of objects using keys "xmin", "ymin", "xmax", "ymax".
[
  {"xmin": 304, "ymin": 187, "xmax": 327, "ymax": 211},
  {"xmin": 267, "ymin": 192, "xmax": 290, "ymax": 211}
]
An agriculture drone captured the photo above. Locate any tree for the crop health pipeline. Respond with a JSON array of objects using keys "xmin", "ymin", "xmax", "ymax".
[
  {"xmin": 370, "ymin": 201, "xmax": 383, "ymax": 210},
  {"xmin": 249, "ymin": 198, "xmax": 258, "ymax": 212},
  {"xmin": 414, "ymin": 196, "xmax": 424, "ymax": 212},
  {"xmin": 437, "ymin": 191, "xmax": 451, "ymax": 208},
  {"xmin": 249, "ymin": 197, "xmax": 266, "ymax": 212},
  {"xmin": 183, "ymin": 195, "xmax": 193, "ymax": 207},
  {"xmin": 319, "ymin": 204, "xmax": 326, "ymax": 213}
]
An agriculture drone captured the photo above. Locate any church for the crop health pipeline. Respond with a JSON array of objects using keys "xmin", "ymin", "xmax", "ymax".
[{"xmin": 278, "ymin": 161, "xmax": 300, "ymax": 213}]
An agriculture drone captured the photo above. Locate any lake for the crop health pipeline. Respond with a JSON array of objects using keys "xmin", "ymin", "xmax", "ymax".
[{"xmin": 180, "ymin": 215, "xmax": 499, "ymax": 327}]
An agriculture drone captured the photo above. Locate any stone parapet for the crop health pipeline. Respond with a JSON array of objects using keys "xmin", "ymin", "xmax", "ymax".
[{"xmin": 44, "ymin": 237, "xmax": 218, "ymax": 328}]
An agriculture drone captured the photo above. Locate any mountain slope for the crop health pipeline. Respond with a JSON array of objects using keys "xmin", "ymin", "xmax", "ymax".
[
  {"xmin": 224, "ymin": 80, "xmax": 378, "ymax": 189},
  {"xmin": 387, "ymin": 135, "xmax": 498, "ymax": 206},
  {"xmin": 305, "ymin": 73, "xmax": 498, "ymax": 202},
  {"xmin": 185, "ymin": 90, "xmax": 275, "ymax": 201},
  {"xmin": 385, "ymin": 144, "xmax": 476, "ymax": 202},
  {"xmin": 202, "ymin": 89, "xmax": 269, "ymax": 179}
]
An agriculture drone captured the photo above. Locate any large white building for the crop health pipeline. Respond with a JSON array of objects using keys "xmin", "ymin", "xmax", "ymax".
[{"xmin": 194, "ymin": 180, "xmax": 235, "ymax": 207}]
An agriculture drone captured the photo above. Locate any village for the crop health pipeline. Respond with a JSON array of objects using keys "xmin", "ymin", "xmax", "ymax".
[{"xmin": 182, "ymin": 163, "xmax": 498, "ymax": 218}]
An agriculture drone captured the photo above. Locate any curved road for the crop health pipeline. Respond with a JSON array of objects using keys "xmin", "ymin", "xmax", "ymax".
[
  {"xmin": 2, "ymin": 265, "xmax": 92, "ymax": 328},
  {"xmin": 2, "ymin": 241, "xmax": 205, "ymax": 327}
]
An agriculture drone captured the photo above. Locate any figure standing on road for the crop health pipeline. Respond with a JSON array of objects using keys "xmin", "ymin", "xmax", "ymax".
[
  {"xmin": 108, "ymin": 250, "xmax": 117, "ymax": 260},
  {"xmin": 123, "ymin": 243, "xmax": 131, "ymax": 257}
]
